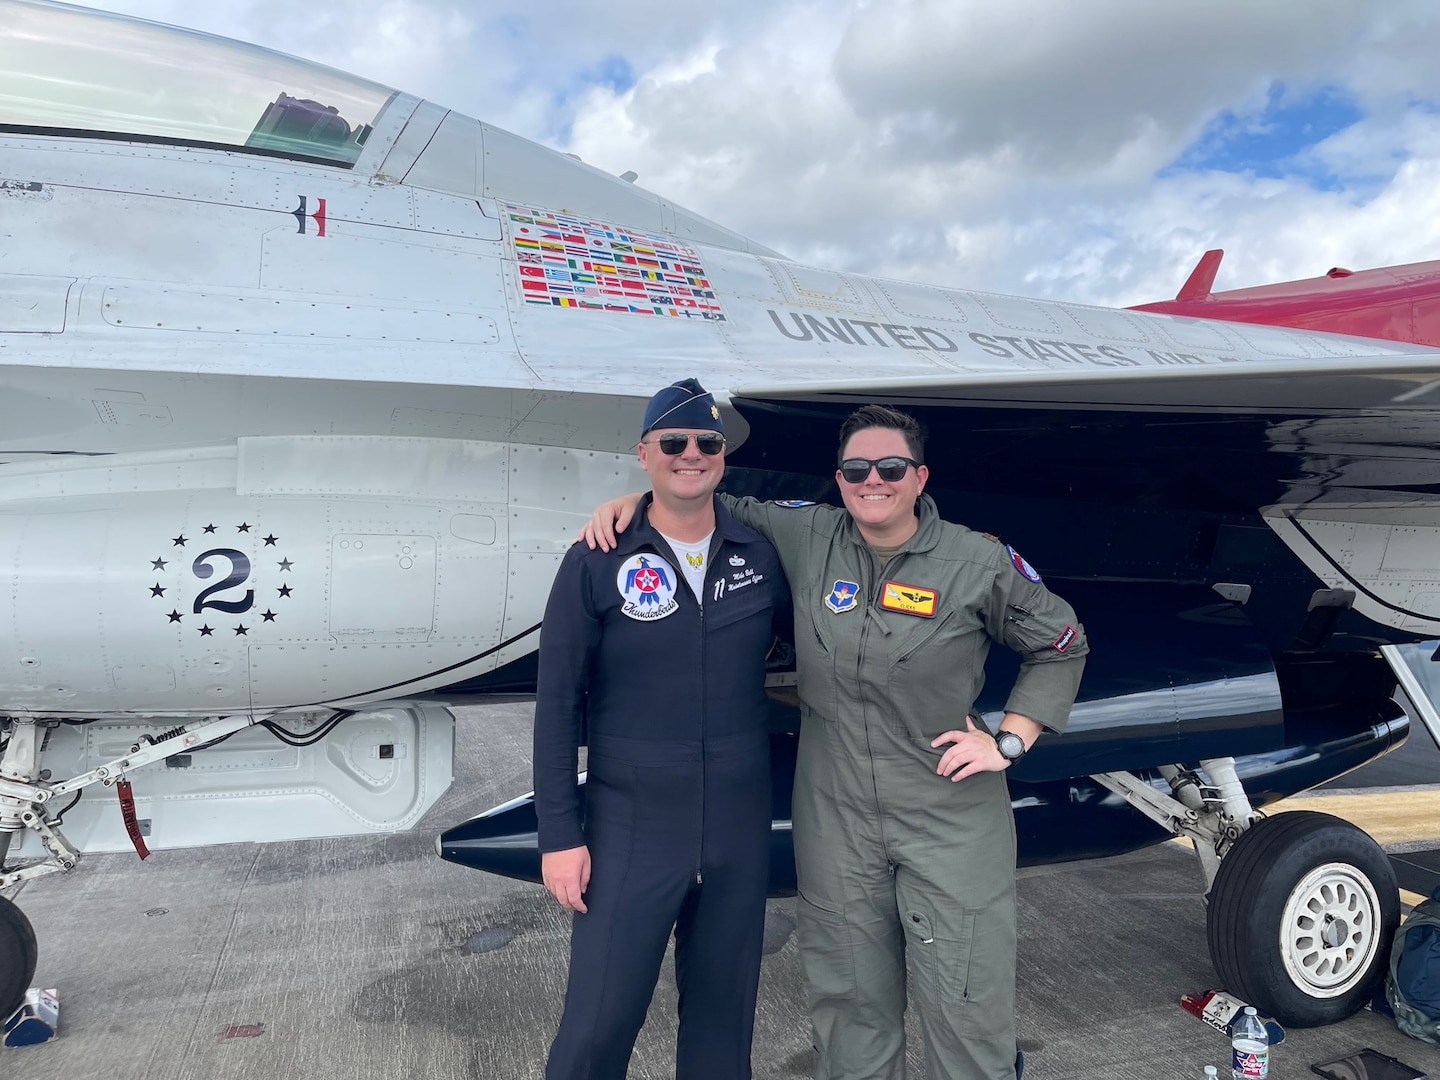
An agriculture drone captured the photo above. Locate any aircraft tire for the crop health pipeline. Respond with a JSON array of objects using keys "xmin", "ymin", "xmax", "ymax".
[
  {"xmin": 1206, "ymin": 810, "xmax": 1399, "ymax": 1027},
  {"xmin": 0, "ymin": 893, "xmax": 38, "ymax": 1020}
]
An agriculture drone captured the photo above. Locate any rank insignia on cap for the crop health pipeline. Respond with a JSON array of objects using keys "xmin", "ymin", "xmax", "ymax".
[
  {"xmin": 1006, "ymin": 544, "xmax": 1042, "ymax": 583},
  {"xmin": 617, "ymin": 554, "xmax": 680, "ymax": 621},
  {"xmin": 710, "ymin": 404, "xmax": 720, "ymax": 419},
  {"xmin": 879, "ymin": 580, "xmax": 938, "ymax": 618},
  {"xmin": 826, "ymin": 579, "xmax": 859, "ymax": 613}
]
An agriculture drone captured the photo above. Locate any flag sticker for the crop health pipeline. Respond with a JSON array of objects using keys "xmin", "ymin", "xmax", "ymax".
[
  {"xmin": 879, "ymin": 581, "xmax": 938, "ymax": 618},
  {"xmin": 505, "ymin": 203, "xmax": 726, "ymax": 322}
]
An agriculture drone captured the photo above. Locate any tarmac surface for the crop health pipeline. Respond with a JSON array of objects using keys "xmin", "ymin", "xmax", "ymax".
[{"xmin": 7, "ymin": 702, "xmax": 1440, "ymax": 1080}]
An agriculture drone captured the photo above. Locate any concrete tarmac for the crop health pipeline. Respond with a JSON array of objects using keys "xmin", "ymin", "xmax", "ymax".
[{"xmin": 6, "ymin": 703, "xmax": 1440, "ymax": 1079}]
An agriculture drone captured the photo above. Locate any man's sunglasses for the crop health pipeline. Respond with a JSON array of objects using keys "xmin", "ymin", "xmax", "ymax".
[
  {"xmin": 839, "ymin": 456, "xmax": 921, "ymax": 483},
  {"xmin": 649, "ymin": 432, "xmax": 727, "ymax": 456}
]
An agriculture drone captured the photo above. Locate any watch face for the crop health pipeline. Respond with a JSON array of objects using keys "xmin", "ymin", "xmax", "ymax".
[{"xmin": 997, "ymin": 732, "xmax": 1025, "ymax": 760}]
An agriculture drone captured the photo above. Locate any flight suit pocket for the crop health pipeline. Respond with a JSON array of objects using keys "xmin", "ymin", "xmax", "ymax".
[
  {"xmin": 903, "ymin": 907, "xmax": 983, "ymax": 1032},
  {"xmin": 796, "ymin": 891, "xmax": 856, "ymax": 1006}
]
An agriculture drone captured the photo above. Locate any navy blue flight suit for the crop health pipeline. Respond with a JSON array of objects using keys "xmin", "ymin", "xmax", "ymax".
[{"xmin": 534, "ymin": 493, "xmax": 789, "ymax": 1080}]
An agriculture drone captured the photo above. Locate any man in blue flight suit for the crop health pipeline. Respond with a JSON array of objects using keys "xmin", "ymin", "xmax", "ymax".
[{"xmin": 534, "ymin": 378, "xmax": 789, "ymax": 1080}]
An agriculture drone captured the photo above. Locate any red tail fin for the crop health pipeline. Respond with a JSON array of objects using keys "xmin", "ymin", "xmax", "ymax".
[{"xmin": 1132, "ymin": 254, "xmax": 1440, "ymax": 346}]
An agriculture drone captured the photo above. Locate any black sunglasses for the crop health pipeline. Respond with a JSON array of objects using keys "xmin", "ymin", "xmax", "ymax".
[
  {"xmin": 650, "ymin": 432, "xmax": 726, "ymax": 456},
  {"xmin": 839, "ymin": 456, "xmax": 921, "ymax": 483}
]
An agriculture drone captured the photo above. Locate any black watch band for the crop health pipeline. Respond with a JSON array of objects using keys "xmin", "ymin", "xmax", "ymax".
[{"xmin": 995, "ymin": 730, "xmax": 1027, "ymax": 763}]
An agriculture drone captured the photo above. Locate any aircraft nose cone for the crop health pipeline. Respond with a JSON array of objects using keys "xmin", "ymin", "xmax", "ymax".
[{"xmin": 437, "ymin": 795, "xmax": 543, "ymax": 884}]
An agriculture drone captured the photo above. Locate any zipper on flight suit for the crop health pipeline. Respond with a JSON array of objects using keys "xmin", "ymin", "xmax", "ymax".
[
  {"xmin": 652, "ymin": 534, "xmax": 710, "ymax": 889},
  {"xmin": 855, "ymin": 546, "xmax": 894, "ymax": 859},
  {"xmin": 692, "ymin": 531, "xmax": 728, "ymax": 888}
]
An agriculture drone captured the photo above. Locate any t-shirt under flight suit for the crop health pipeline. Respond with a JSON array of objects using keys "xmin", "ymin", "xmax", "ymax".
[{"xmin": 725, "ymin": 492, "xmax": 1087, "ymax": 1080}]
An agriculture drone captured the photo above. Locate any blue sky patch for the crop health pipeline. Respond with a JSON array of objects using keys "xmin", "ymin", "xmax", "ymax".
[
  {"xmin": 579, "ymin": 55, "xmax": 636, "ymax": 96},
  {"xmin": 1162, "ymin": 84, "xmax": 1364, "ymax": 190}
]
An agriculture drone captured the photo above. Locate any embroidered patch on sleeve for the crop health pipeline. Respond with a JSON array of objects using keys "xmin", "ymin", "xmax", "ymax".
[
  {"xmin": 1006, "ymin": 544, "xmax": 1042, "ymax": 583},
  {"xmin": 1052, "ymin": 626, "xmax": 1077, "ymax": 652}
]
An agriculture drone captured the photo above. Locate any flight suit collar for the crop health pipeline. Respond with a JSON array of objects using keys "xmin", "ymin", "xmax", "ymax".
[
  {"xmin": 835, "ymin": 492, "xmax": 944, "ymax": 556},
  {"xmin": 614, "ymin": 492, "xmax": 766, "ymax": 558}
]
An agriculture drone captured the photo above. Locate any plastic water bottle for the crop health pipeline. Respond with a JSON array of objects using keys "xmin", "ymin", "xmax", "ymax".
[
  {"xmin": 1205, "ymin": 1067, "xmax": 1219, "ymax": 1080},
  {"xmin": 1231, "ymin": 1006, "xmax": 1269, "ymax": 1079}
]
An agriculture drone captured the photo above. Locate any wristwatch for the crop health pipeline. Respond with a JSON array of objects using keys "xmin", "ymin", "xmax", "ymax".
[{"xmin": 995, "ymin": 730, "xmax": 1027, "ymax": 764}]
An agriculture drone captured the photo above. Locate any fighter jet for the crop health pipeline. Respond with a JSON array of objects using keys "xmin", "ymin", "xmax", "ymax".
[{"xmin": 4, "ymin": 0, "xmax": 1440, "ymax": 1029}]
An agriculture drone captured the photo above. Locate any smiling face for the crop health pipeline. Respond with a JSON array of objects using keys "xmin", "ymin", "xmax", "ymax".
[
  {"xmin": 638, "ymin": 427, "xmax": 725, "ymax": 509},
  {"xmin": 836, "ymin": 426, "xmax": 928, "ymax": 545}
]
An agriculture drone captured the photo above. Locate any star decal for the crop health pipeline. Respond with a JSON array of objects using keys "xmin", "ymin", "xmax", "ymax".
[
  {"xmin": 149, "ymin": 583, "xmax": 166, "ymax": 597},
  {"xmin": 151, "ymin": 558, "xmax": 168, "ymax": 571},
  {"xmin": 277, "ymin": 584, "xmax": 293, "ymax": 598},
  {"xmin": 198, "ymin": 624, "xmax": 214, "ymax": 637},
  {"xmin": 172, "ymin": 534, "xmax": 187, "ymax": 547},
  {"xmin": 236, "ymin": 523, "xmax": 251, "ymax": 533},
  {"xmin": 261, "ymin": 609, "xmax": 277, "ymax": 622},
  {"xmin": 263, "ymin": 534, "xmax": 278, "ymax": 546},
  {"xmin": 278, "ymin": 559, "xmax": 293, "ymax": 571},
  {"xmin": 202, "ymin": 524, "xmax": 217, "ymax": 534},
  {"xmin": 233, "ymin": 624, "xmax": 248, "ymax": 636},
  {"xmin": 167, "ymin": 610, "xmax": 183, "ymax": 623}
]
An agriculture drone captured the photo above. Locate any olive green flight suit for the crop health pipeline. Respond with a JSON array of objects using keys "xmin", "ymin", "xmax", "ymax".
[{"xmin": 724, "ymin": 494, "xmax": 1087, "ymax": 1080}]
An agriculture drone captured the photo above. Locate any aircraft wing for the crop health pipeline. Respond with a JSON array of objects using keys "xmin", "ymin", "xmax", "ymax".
[
  {"xmin": 732, "ymin": 349, "xmax": 1440, "ymax": 412},
  {"xmin": 728, "ymin": 346, "xmax": 1440, "ymax": 641}
]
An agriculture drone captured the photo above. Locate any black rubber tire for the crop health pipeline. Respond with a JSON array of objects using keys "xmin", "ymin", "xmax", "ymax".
[
  {"xmin": 0, "ymin": 893, "xmax": 38, "ymax": 1020},
  {"xmin": 1207, "ymin": 810, "xmax": 1399, "ymax": 1027}
]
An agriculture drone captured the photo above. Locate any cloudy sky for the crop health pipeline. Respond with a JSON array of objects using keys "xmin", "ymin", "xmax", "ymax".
[{"xmin": 64, "ymin": 0, "xmax": 1440, "ymax": 307}]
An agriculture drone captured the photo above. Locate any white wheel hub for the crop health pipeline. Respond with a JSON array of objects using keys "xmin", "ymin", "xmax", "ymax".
[{"xmin": 1279, "ymin": 861, "xmax": 1382, "ymax": 998}]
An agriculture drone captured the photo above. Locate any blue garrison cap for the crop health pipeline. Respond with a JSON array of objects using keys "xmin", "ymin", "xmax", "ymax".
[{"xmin": 640, "ymin": 378, "xmax": 724, "ymax": 437}]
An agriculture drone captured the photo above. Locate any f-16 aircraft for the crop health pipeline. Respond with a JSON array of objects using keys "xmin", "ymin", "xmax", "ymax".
[{"xmin": 5, "ymin": 0, "xmax": 1440, "ymax": 1032}]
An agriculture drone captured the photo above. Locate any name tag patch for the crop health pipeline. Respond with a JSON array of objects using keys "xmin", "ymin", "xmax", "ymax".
[
  {"xmin": 879, "ymin": 580, "xmax": 938, "ymax": 618},
  {"xmin": 1053, "ymin": 625, "xmax": 1077, "ymax": 652}
]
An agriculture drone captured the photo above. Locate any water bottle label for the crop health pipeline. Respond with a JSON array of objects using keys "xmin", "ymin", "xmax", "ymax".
[{"xmin": 1232, "ymin": 1048, "xmax": 1268, "ymax": 1078}]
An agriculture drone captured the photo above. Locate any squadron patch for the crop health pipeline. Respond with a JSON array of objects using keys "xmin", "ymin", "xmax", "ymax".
[
  {"xmin": 879, "ymin": 581, "xmax": 938, "ymax": 618},
  {"xmin": 774, "ymin": 500, "xmax": 816, "ymax": 508},
  {"xmin": 826, "ymin": 580, "xmax": 859, "ymax": 613},
  {"xmin": 1006, "ymin": 544, "xmax": 1042, "ymax": 583},
  {"xmin": 617, "ymin": 554, "xmax": 680, "ymax": 620}
]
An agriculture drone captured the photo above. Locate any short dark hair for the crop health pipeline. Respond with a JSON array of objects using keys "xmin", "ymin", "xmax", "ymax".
[{"xmin": 836, "ymin": 404, "xmax": 925, "ymax": 465}]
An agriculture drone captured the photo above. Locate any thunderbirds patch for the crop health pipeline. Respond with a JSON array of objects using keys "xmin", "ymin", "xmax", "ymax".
[
  {"xmin": 879, "ymin": 581, "xmax": 938, "ymax": 618},
  {"xmin": 774, "ymin": 500, "xmax": 816, "ymax": 508},
  {"xmin": 617, "ymin": 554, "xmax": 680, "ymax": 621}
]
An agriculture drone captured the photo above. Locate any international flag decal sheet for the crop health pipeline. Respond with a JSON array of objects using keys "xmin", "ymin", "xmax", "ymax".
[{"xmin": 506, "ymin": 203, "xmax": 726, "ymax": 321}]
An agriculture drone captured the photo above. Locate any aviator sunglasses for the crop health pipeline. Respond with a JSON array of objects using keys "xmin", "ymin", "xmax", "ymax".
[
  {"xmin": 649, "ymin": 432, "xmax": 727, "ymax": 456},
  {"xmin": 839, "ymin": 456, "xmax": 921, "ymax": 483}
]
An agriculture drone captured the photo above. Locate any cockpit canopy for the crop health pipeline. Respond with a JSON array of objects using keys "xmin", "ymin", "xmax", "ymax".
[{"xmin": 0, "ymin": 0, "xmax": 395, "ymax": 166}]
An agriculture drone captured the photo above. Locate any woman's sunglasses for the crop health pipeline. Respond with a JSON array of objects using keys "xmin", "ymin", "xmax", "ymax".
[
  {"xmin": 839, "ymin": 456, "xmax": 920, "ymax": 483},
  {"xmin": 650, "ymin": 432, "xmax": 727, "ymax": 456}
]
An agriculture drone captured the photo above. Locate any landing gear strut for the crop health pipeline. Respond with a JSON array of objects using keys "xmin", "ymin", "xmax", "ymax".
[{"xmin": 1093, "ymin": 758, "xmax": 1399, "ymax": 1027}]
